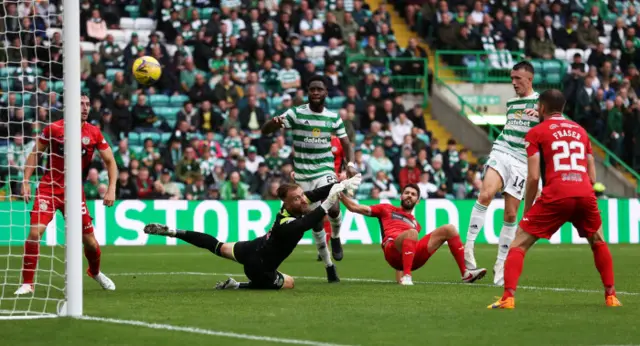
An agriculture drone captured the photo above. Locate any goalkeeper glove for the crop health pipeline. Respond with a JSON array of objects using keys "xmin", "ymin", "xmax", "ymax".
[
  {"xmin": 321, "ymin": 183, "xmax": 345, "ymax": 212},
  {"xmin": 341, "ymin": 173, "xmax": 362, "ymax": 192}
]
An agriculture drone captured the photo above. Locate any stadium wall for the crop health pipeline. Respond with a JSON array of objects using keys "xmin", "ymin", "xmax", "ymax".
[{"xmin": 1, "ymin": 199, "xmax": 639, "ymax": 245}]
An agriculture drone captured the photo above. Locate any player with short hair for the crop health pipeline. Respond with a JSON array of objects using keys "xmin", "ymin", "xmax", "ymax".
[
  {"xmin": 15, "ymin": 93, "xmax": 118, "ymax": 295},
  {"xmin": 465, "ymin": 61, "xmax": 541, "ymax": 285},
  {"xmin": 488, "ymin": 89, "xmax": 621, "ymax": 309},
  {"xmin": 262, "ymin": 75, "xmax": 358, "ymax": 281},
  {"xmin": 143, "ymin": 175, "xmax": 362, "ymax": 290},
  {"xmin": 340, "ymin": 184, "xmax": 487, "ymax": 285}
]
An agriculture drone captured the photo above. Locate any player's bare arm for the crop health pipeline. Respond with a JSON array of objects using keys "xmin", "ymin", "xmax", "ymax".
[
  {"xmin": 261, "ymin": 116, "xmax": 285, "ymax": 135},
  {"xmin": 523, "ymin": 153, "xmax": 540, "ymax": 214},
  {"xmin": 22, "ymin": 139, "xmax": 49, "ymax": 203},
  {"xmin": 99, "ymin": 147, "xmax": 118, "ymax": 207},
  {"xmin": 587, "ymin": 154, "xmax": 597, "ymax": 185},
  {"xmin": 339, "ymin": 193, "xmax": 372, "ymax": 216},
  {"xmin": 339, "ymin": 136, "xmax": 357, "ymax": 177}
]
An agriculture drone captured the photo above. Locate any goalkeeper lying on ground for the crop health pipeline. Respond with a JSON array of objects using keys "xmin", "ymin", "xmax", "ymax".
[{"xmin": 143, "ymin": 174, "xmax": 362, "ymax": 290}]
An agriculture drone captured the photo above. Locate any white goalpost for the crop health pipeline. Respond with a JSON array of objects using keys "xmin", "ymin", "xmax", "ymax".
[{"xmin": 0, "ymin": 0, "xmax": 82, "ymax": 319}]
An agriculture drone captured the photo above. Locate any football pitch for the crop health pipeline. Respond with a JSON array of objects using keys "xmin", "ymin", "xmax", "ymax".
[{"xmin": 2, "ymin": 244, "xmax": 640, "ymax": 346}]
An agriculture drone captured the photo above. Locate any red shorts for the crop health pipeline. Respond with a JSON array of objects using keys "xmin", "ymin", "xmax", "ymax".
[
  {"xmin": 382, "ymin": 234, "xmax": 433, "ymax": 271},
  {"xmin": 519, "ymin": 196, "xmax": 602, "ymax": 239},
  {"xmin": 30, "ymin": 189, "xmax": 94, "ymax": 234}
]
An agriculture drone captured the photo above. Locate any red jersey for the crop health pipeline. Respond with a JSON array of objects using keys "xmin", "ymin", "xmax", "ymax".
[
  {"xmin": 331, "ymin": 136, "xmax": 343, "ymax": 174},
  {"xmin": 38, "ymin": 120, "xmax": 109, "ymax": 191},
  {"xmin": 369, "ymin": 204, "xmax": 421, "ymax": 242},
  {"xmin": 524, "ymin": 117, "xmax": 594, "ymax": 202}
]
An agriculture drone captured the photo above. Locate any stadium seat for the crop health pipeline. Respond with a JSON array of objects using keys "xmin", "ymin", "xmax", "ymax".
[
  {"xmin": 125, "ymin": 5, "xmax": 140, "ymax": 18},
  {"xmin": 326, "ymin": 96, "xmax": 345, "ymax": 109},
  {"xmin": 545, "ymin": 73, "xmax": 561, "ymax": 84},
  {"xmin": 355, "ymin": 133, "xmax": 365, "ymax": 146},
  {"xmin": 120, "ymin": 18, "xmax": 135, "ymax": 30},
  {"xmin": 106, "ymin": 68, "xmax": 124, "ymax": 81},
  {"xmin": 149, "ymin": 94, "xmax": 170, "ymax": 107},
  {"xmin": 46, "ymin": 28, "xmax": 62, "ymax": 39},
  {"xmin": 166, "ymin": 119, "xmax": 176, "ymax": 128},
  {"xmin": 599, "ymin": 36, "xmax": 610, "ymax": 47},
  {"xmin": 169, "ymin": 94, "xmax": 189, "ymax": 106},
  {"xmin": 135, "ymin": 18, "xmax": 156, "ymax": 31},
  {"xmin": 130, "ymin": 145, "xmax": 143, "ymax": 154},
  {"xmin": 565, "ymin": 48, "xmax": 585, "ymax": 61},
  {"xmin": 141, "ymin": 132, "xmax": 161, "ymax": 143},
  {"xmin": 533, "ymin": 73, "xmax": 543, "ymax": 84},
  {"xmin": 175, "ymin": 182, "xmax": 186, "ymax": 196},
  {"xmin": 160, "ymin": 132, "xmax": 172, "ymax": 143},
  {"xmin": 106, "ymin": 29, "xmax": 127, "ymax": 43},
  {"xmin": 187, "ymin": 133, "xmax": 203, "ymax": 141},
  {"xmin": 80, "ymin": 41, "xmax": 97, "ymax": 53},
  {"xmin": 53, "ymin": 81, "xmax": 64, "ymax": 94},
  {"xmin": 542, "ymin": 60, "xmax": 562, "ymax": 74},
  {"xmin": 554, "ymin": 48, "xmax": 566, "ymax": 61},
  {"xmin": 583, "ymin": 48, "xmax": 593, "ymax": 62},
  {"xmin": 214, "ymin": 133, "xmax": 224, "ymax": 142},
  {"xmin": 128, "ymin": 132, "xmax": 141, "ymax": 146},
  {"xmin": 604, "ymin": 23, "xmax": 613, "ymax": 37},
  {"xmin": 166, "ymin": 44, "xmax": 177, "ymax": 57}
]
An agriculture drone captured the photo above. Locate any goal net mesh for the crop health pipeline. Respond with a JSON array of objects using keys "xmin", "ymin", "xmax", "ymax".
[{"xmin": 0, "ymin": 0, "xmax": 66, "ymax": 319}]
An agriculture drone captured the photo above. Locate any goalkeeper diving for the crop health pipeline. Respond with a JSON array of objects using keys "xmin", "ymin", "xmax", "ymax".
[{"xmin": 144, "ymin": 174, "xmax": 362, "ymax": 290}]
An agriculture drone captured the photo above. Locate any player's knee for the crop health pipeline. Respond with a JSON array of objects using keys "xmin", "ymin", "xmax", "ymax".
[
  {"xmin": 587, "ymin": 231, "xmax": 605, "ymax": 247},
  {"xmin": 443, "ymin": 224, "xmax": 459, "ymax": 238},
  {"xmin": 477, "ymin": 190, "xmax": 494, "ymax": 205},
  {"xmin": 82, "ymin": 233, "xmax": 99, "ymax": 249},
  {"xmin": 28, "ymin": 225, "xmax": 45, "ymax": 241},
  {"xmin": 328, "ymin": 204, "xmax": 340, "ymax": 218},
  {"xmin": 503, "ymin": 210, "xmax": 518, "ymax": 224}
]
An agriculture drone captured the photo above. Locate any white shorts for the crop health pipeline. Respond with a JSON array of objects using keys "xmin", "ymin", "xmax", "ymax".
[
  {"xmin": 486, "ymin": 150, "xmax": 527, "ymax": 200},
  {"xmin": 297, "ymin": 173, "xmax": 338, "ymax": 208}
]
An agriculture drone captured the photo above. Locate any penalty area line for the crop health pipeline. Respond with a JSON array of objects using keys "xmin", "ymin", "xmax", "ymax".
[
  {"xmin": 109, "ymin": 272, "xmax": 640, "ymax": 296},
  {"xmin": 77, "ymin": 315, "xmax": 355, "ymax": 346}
]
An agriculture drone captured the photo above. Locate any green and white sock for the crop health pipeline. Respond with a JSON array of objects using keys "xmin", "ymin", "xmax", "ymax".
[
  {"xmin": 465, "ymin": 202, "xmax": 488, "ymax": 246},
  {"xmin": 497, "ymin": 221, "xmax": 518, "ymax": 262},
  {"xmin": 313, "ymin": 230, "xmax": 333, "ymax": 267}
]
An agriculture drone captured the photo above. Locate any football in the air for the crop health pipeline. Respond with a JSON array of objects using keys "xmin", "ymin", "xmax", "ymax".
[{"xmin": 132, "ymin": 56, "xmax": 162, "ymax": 86}]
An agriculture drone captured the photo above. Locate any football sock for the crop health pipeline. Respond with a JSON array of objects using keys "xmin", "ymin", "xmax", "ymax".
[
  {"xmin": 592, "ymin": 241, "xmax": 615, "ymax": 296},
  {"xmin": 175, "ymin": 230, "xmax": 224, "ymax": 257},
  {"xmin": 447, "ymin": 235, "xmax": 467, "ymax": 276},
  {"xmin": 503, "ymin": 247, "xmax": 526, "ymax": 300},
  {"xmin": 466, "ymin": 202, "xmax": 488, "ymax": 246},
  {"xmin": 329, "ymin": 211, "xmax": 342, "ymax": 239},
  {"xmin": 401, "ymin": 238, "xmax": 417, "ymax": 276},
  {"xmin": 313, "ymin": 228, "xmax": 333, "ymax": 268},
  {"xmin": 497, "ymin": 221, "xmax": 517, "ymax": 262},
  {"xmin": 84, "ymin": 243, "xmax": 101, "ymax": 276},
  {"xmin": 22, "ymin": 240, "xmax": 39, "ymax": 285},
  {"xmin": 323, "ymin": 220, "xmax": 331, "ymax": 244}
]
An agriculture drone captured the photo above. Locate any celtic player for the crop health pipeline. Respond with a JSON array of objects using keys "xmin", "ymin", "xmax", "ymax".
[
  {"xmin": 464, "ymin": 61, "xmax": 539, "ymax": 286},
  {"xmin": 262, "ymin": 75, "xmax": 357, "ymax": 282}
]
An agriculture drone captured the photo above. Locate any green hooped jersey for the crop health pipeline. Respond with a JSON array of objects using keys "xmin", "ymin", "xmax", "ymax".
[
  {"xmin": 280, "ymin": 104, "xmax": 347, "ymax": 182},
  {"xmin": 492, "ymin": 91, "xmax": 540, "ymax": 163}
]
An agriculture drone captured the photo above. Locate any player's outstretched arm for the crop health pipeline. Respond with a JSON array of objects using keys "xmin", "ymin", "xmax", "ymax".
[
  {"xmin": 339, "ymin": 193, "xmax": 372, "ymax": 216},
  {"xmin": 339, "ymin": 136, "xmax": 357, "ymax": 177},
  {"xmin": 523, "ymin": 154, "xmax": 541, "ymax": 214},
  {"xmin": 22, "ymin": 139, "xmax": 48, "ymax": 203},
  {"xmin": 99, "ymin": 147, "xmax": 118, "ymax": 207},
  {"xmin": 282, "ymin": 183, "xmax": 345, "ymax": 234},
  {"xmin": 304, "ymin": 182, "xmax": 337, "ymax": 203},
  {"xmin": 261, "ymin": 116, "xmax": 285, "ymax": 135}
]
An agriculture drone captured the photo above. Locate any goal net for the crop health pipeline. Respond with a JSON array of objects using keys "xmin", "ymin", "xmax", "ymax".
[{"xmin": 0, "ymin": 0, "xmax": 83, "ymax": 319}]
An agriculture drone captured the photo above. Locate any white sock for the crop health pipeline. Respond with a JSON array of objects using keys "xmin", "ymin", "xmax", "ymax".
[
  {"xmin": 313, "ymin": 230, "xmax": 333, "ymax": 267},
  {"xmin": 465, "ymin": 202, "xmax": 488, "ymax": 247},
  {"xmin": 329, "ymin": 211, "xmax": 342, "ymax": 239},
  {"xmin": 497, "ymin": 221, "xmax": 517, "ymax": 262}
]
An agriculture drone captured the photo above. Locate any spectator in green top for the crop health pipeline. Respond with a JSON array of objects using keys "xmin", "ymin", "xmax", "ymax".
[
  {"xmin": 185, "ymin": 174, "xmax": 207, "ymax": 200},
  {"xmin": 220, "ymin": 171, "xmax": 249, "ymax": 200},
  {"xmin": 113, "ymin": 138, "xmax": 137, "ymax": 170},
  {"xmin": 180, "ymin": 58, "xmax": 204, "ymax": 93},
  {"xmin": 84, "ymin": 168, "xmax": 101, "ymax": 200},
  {"xmin": 176, "ymin": 146, "xmax": 201, "ymax": 183},
  {"xmin": 264, "ymin": 142, "xmax": 285, "ymax": 171},
  {"xmin": 607, "ymin": 97, "xmax": 624, "ymax": 157},
  {"xmin": 132, "ymin": 94, "xmax": 158, "ymax": 131}
]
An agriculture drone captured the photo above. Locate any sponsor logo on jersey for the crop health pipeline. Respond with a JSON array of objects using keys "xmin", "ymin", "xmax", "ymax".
[
  {"xmin": 508, "ymin": 119, "xmax": 531, "ymax": 127},
  {"xmin": 82, "ymin": 136, "xmax": 90, "ymax": 145},
  {"xmin": 304, "ymin": 137, "xmax": 328, "ymax": 144},
  {"xmin": 391, "ymin": 212, "xmax": 417, "ymax": 228},
  {"xmin": 549, "ymin": 124, "xmax": 559, "ymax": 130}
]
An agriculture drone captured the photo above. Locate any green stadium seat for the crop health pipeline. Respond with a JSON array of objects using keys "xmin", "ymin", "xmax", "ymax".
[
  {"xmin": 22, "ymin": 93, "xmax": 31, "ymax": 104},
  {"xmin": 53, "ymin": 80, "xmax": 64, "ymax": 93},
  {"xmin": 131, "ymin": 94, "xmax": 138, "ymax": 104},
  {"xmin": 141, "ymin": 132, "xmax": 161, "ymax": 143},
  {"xmin": 130, "ymin": 145, "xmax": 143, "ymax": 154},
  {"xmin": 0, "ymin": 68, "xmax": 8, "ymax": 77},
  {"xmin": 169, "ymin": 94, "xmax": 189, "ymax": 107},
  {"xmin": 530, "ymin": 60, "xmax": 543, "ymax": 71},
  {"xmin": 106, "ymin": 68, "xmax": 124, "ymax": 81},
  {"xmin": 128, "ymin": 132, "xmax": 141, "ymax": 146},
  {"xmin": 326, "ymin": 96, "xmax": 345, "ymax": 109},
  {"xmin": 125, "ymin": 5, "xmax": 139, "ymax": 18},
  {"xmin": 0, "ymin": 80, "xmax": 8, "ymax": 90},
  {"xmin": 542, "ymin": 60, "xmax": 562, "ymax": 74},
  {"xmin": 357, "ymin": 182, "xmax": 373, "ymax": 196},
  {"xmin": 149, "ymin": 94, "xmax": 169, "ymax": 106},
  {"xmin": 355, "ymin": 133, "xmax": 365, "ymax": 146},
  {"xmin": 214, "ymin": 133, "xmax": 224, "ymax": 142},
  {"xmin": 175, "ymin": 182, "xmax": 186, "ymax": 195},
  {"xmin": 199, "ymin": 7, "xmax": 214, "ymax": 19},
  {"xmin": 160, "ymin": 132, "xmax": 172, "ymax": 143},
  {"xmin": 545, "ymin": 73, "xmax": 561, "ymax": 84},
  {"xmin": 187, "ymin": 133, "xmax": 203, "ymax": 141},
  {"xmin": 165, "ymin": 119, "xmax": 176, "ymax": 128}
]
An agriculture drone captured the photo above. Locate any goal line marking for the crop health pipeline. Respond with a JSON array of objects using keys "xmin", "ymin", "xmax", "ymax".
[
  {"xmin": 109, "ymin": 272, "xmax": 640, "ymax": 296},
  {"xmin": 77, "ymin": 315, "xmax": 355, "ymax": 346}
]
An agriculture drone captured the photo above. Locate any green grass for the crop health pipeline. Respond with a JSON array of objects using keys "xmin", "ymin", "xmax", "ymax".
[{"xmin": 1, "ymin": 244, "xmax": 639, "ymax": 346}]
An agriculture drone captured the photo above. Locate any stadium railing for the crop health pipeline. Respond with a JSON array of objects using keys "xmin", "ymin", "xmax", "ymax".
[
  {"xmin": 345, "ymin": 55, "xmax": 429, "ymax": 107},
  {"xmin": 434, "ymin": 50, "xmax": 567, "ymax": 90}
]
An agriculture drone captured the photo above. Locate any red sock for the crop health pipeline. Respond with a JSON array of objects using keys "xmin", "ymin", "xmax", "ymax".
[
  {"xmin": 503, "ymin": 247, "xmax": 526, "ymax": 300},
  {"xmin": 401, "ymin": 238, "xmax": 417, "ymax": 276},
  {"xmin": 84, "ymin": 243, "xmax": 101, "ymax": 277},
  {"xmin": 447, "ymin": 235, "xmax": 466, "ymax": 276},
  {"xmin": 22, "ymin": 240, "xmax": 40, "ymax": 285},
  {"xmin": 592, "ymin": 242, "xmax": 615, "ymax": 296},
  {"xmin": 324, "ymin": 220, "xmax": 331, "ymax": 243}
]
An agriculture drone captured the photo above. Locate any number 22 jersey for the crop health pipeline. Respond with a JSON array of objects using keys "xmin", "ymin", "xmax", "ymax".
[{"xmin": 524, "ymin": 117, "xmax": 594, "ymax": 202}]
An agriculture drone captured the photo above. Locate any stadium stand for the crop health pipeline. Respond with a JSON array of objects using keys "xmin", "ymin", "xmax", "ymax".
[{"xmin": 1, "ymin": 0, "xmax": 636, "ymax": 202}]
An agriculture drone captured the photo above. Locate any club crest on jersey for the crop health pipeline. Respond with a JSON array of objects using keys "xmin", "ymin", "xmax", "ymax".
[
  {"xmin": 82, "ymin": 136, "xmax": 90, "ymax": 145},
  {"xmin": 39, "ymin": 199, "xmax": 49, "ymax": 211},
  {"xmin": 312, "ymin": 128, "xmax": 321, "ymax": 137}
]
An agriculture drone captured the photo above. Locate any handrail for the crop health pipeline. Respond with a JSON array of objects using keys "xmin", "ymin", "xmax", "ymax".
[
  {"xmin": 587, "ymin": 133, "xmax": 640, "ymax": 193},
  {"xmin": 435, "ymin": 76, "xmax": 501, "ymax": 141}
]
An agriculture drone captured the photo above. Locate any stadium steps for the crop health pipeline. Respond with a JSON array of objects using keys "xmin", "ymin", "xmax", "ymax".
[
  {"xmin": 424, "ymin": 105, "xmax": 478, "ymax": 163},
  {"xmin": 591, "ymin": 145, "xmax": 638, "ymax": 189}
]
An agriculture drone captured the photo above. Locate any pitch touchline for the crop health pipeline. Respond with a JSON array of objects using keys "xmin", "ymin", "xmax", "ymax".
[
  {"xmin": 78, "ymin": 316, "xmax": 356, "ymax": 346},
  {"xmin": 109, "ymin": 272, "xmax": 640, "ymax": 296}
]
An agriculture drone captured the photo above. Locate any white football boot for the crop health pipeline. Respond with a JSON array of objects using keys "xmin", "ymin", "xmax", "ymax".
[
  {"xmin": 91, "ymin": 272, "xmax": 116, "ymax": 291},
  {"xmin": 462, "ymin": 268, "xmax": 487, "ymax": 283},
  {"xmin": 399, "ymin": 274, "xmax": 414, "ymax": 286},
  {"xmin": 14, "ymin": 284, "xmax": 35, "ymax": 295}
]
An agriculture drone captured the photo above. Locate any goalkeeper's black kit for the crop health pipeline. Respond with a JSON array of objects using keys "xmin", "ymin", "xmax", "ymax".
[{"xmin": 175, "ymin": 183, "xmax": 336, "ymax": 289}]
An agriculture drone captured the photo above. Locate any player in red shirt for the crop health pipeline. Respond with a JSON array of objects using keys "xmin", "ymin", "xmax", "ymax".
[
  {"xmin": 340, "ymin": 184, "xmax": 487, "ymax": 285},
  {"xmin": 15, "ymin": 93, "xmax": 119, "ymax": 295},
  {"xmin": 488, "ymin": 89, "xmax": 621, "ymax": 309}
]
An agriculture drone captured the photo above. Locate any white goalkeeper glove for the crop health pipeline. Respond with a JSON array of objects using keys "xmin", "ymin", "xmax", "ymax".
[
  {"xmin": 321, "ymin": 182, "xmax": 345, "ymax": 212},
  {"xmin": 341, "ymin": 173, "xmax": 363, "ymax": 193}
]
